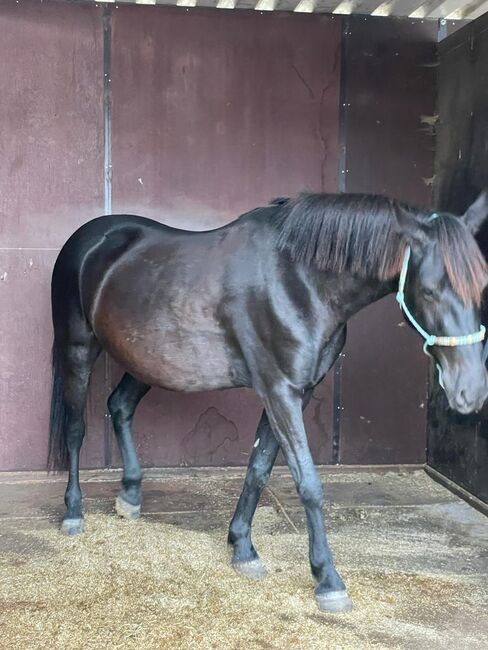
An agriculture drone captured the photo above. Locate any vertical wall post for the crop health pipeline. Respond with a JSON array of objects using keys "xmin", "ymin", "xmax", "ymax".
[
  {"xmin": 332, "ymin": 16, "xmax": 350, "ymax": 465},
  {"xmin": 103, "ymin": 5, "xmax": 113, "ymax": 467}
]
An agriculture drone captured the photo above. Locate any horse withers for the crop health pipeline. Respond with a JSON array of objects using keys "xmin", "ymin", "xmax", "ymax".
[{"xmin": 48, "ymin": 191, "xmax": 488, "ymax": 613}]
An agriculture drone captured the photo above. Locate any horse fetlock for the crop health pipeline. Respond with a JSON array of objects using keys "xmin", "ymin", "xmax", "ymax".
[{"xmin": 121, "ymin": 476, "xmax": 142, "ymax": 493}]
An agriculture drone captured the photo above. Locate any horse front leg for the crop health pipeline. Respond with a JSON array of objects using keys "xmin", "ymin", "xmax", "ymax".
[
  {"xmin": 228, "ymin": 391, "xmax": 313, "ymax": 579},
  {"xmin": 262, "ymin": 382, "xmax": 352, "ymax": 614}
]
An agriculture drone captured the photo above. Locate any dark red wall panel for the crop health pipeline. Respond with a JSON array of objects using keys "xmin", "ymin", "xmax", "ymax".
[
  {"xmin": 111, "ymin": 8, "xmax": 341, "ymax": 228},
  {"xmin": 109, "ymin": 369, "xmax": 334, "ymax": 468},
  {"xmin": 0, "ymin": 5, "xmax": 436, "ymax": 471},
  {"xmin": 0, "ymin": 0, "xmax": 104, "ymax": 248},
  {"xmin": 110, "ymin": 7, "xmax": 341, "ymax": 466},
  {"xmin": 339, "ymin": 17, "xmax": 437, "ymax": 464},
  {"xmin": 0, "ymin": 251, "xmax": 56, "ymax": 470},
  {"xmin": 0, "ymin": 0, "xmax": 105, "ymax": 470}
]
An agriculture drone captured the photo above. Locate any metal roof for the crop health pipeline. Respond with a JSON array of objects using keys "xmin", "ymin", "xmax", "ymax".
[{"xmin": 99, "ymin": 0, "xmax": 487, "ymax": 20}]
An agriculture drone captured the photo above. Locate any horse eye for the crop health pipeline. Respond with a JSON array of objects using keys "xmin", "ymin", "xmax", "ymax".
[{"xmin": 422, "ymin": 287, "xmax": 436, "ymax": 300}]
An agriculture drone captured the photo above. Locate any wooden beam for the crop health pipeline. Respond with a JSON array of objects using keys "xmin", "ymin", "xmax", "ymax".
[
  {"xmin": 457, "ymin": 0, "xmax": 488, "ymax": 17},
  {"xmin": 409, "ymin": 0, "xmax": 445, "ymax": 17},
  {"xmin": 254, "ymin": 0, "xmax": 277, "ymax": 9},
  {"xmin": 332, "ymin": 0, "xmax": 357, "ymax": 13},
  {"xmin": 425, "ymin": 466, "xmax": 488, "ymax": 516},
  {"xmin": 294, "ymin": 0, "xmax": 316, "ymax": 11},
  {"xmin": 390, "ymin": 0, "xmax": 438, "ymax": 15},
  {"xmin": 371, "ymin": 0, "xmax": 396, "ymax": 16},
  {"xmin": 428, "ymin": 0, "xmax": 467, "ymax": 17}
]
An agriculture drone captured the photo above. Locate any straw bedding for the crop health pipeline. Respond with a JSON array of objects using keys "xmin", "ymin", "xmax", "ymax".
[{"xmin": 0, "ymin": 503, "xmax": 486, "ymax": 650}]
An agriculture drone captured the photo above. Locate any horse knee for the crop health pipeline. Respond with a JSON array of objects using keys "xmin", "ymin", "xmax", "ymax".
[
  {"xmin": 254, "ymin": 472, "xmax": 270, "ymax": 492},
  {"xmin": 297, "ymin": 476, "xmax": 324, "ymax": 508},
  {"xmin": 247, "ymin": 459, "xmax": 272, "ymax": 491}
]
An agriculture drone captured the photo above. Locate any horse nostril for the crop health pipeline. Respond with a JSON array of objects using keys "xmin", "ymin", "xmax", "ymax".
[{"xmin": 458, "ymin": 389, "xmax": 474, "ymax": 410}]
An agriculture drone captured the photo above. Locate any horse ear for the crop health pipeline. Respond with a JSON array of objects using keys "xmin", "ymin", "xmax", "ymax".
[
  {"xmin": 393, "ymin": 204, "xmax": 428, "ymax": 250},
  {"xmin": 462, "ymin": 190, "xmax": 488, "ymax": 234}
]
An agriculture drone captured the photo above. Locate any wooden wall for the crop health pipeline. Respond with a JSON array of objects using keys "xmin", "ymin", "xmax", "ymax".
[
  {"xmin": 0, "ymin": 1, "xmax": 436, "ymax": 470},
  {"xmin": 430, "ymin": 13, "xmax": 488, "ymax": 504}
]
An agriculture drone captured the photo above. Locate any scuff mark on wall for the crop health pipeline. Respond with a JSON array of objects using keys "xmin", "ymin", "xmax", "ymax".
[{"xmin": 182, "ymin": 406, "xmax": 239, "ymax": 464}]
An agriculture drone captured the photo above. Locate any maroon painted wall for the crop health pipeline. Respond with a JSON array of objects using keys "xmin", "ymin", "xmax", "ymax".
[
  {"xmin": 0, "ymin": 0, "xmax": 107, "ymax": 470},
  {"xmin": 0, "ymin": 2, "xmax": 435, "ymax": 470},
  {"xmin": 339, "ymin": 17, "xmax": 436, "ymax": 464}
]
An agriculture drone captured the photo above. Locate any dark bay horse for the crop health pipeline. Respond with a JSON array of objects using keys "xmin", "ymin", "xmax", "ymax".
[{"xmin": 48, "ymin": 192, "xmax": 488, "ymax": 613}]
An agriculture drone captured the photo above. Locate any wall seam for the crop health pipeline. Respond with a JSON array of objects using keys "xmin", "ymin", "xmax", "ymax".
[
  {"xmin": 102, "ymin": 5, "xmax": 113, "ymax": 468},
  {"xmin": 332, "ymin": 15, "xmax": 350, "ymax": 466}
]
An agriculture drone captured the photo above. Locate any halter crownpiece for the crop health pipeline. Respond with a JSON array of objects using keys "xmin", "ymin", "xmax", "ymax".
[{"xmin": 395, "ymin": 213, "xmax": 486, "ymax": 389}]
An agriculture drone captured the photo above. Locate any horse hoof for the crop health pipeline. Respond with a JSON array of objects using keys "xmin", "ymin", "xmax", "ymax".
[
  {"xmin": 232, "ymin": 558, "xmax": 268, "ymax": 580},
  {"xmin": 116, "ymin": 495, "xmax": 141, "ymax": 521},
  {"xmin": 61, "ymin": 518, "xmax": 84, "ymax": 536},
  {"xmin": 315, "ymin": 590, "xmax": 352, "ymax": 613}
]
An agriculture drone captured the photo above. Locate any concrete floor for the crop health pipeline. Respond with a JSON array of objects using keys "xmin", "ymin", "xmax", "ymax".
[{"xmin": 0, "ymin": 467, "xmax": 487, "ymax": 649}]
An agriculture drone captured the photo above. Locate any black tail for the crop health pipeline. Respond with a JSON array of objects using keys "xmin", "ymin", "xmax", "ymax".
[{"xmin": 47, "ymin": 343, "xmax": 69, "ymax": 472}]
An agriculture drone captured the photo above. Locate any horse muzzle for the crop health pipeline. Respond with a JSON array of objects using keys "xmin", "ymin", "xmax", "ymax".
[{"xmin": 444, "ymin": 370, "xmax": 488, "ymax": 414}]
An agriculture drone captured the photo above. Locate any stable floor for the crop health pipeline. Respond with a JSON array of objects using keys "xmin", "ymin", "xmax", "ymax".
[{"xmin": 0, "ymin": 467, "xmax": 487, "ymax": 650}]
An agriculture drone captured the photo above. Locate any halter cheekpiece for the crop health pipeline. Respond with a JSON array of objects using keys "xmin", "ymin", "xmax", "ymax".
[{"xmin": 395, "ymin": 213, "xmax": 486, "ymax": 389}]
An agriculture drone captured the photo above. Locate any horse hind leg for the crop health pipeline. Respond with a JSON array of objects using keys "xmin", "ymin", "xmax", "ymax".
[
  {"xmin": 108, "ymin": 373, "xmax": 150, "ymax": 520},
  {"xmin": 51, "ymin": 336, "xmax": 101, "ymax": 536}
]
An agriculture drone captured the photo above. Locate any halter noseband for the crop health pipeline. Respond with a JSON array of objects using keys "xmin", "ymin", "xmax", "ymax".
[{"xmin": 395, "ymin": 213, "xmax": 486, "ymax": 389}]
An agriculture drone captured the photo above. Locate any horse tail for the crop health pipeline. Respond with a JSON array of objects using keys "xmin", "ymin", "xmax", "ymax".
[{"xmin": 47, "ymin": 341, "xmax": 69, "ymax": 472}]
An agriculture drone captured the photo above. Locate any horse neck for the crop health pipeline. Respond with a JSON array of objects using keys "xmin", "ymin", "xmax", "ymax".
[{"xmin": 316, "ymin": 270, "xmax": 399, "ymax": 323}]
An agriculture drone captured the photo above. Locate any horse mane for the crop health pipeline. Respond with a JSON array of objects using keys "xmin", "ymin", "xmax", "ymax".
[{"xmin": 271, "ymin": 192, "xmax": 487, "ymax": 306}]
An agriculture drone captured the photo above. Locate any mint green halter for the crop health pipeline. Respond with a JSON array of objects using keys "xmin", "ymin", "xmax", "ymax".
[{"xmin": 395, "ymin": 213, "xmax": 486, "ymax": 389}]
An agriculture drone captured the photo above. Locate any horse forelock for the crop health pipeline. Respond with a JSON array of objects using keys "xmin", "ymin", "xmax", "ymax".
[{"xmin": 434, "ymin": 215, "xmax": 488, "ymax": 306}]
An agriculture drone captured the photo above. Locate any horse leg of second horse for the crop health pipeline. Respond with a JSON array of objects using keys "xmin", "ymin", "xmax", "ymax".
[{"xmin": 108, "ymin": 373, "xmax": 150, "ymax": 520}]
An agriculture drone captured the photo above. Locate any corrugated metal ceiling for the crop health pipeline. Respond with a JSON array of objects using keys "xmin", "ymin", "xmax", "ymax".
[{"xmin": 96, "ymin": 0, "xmax": 487, "ymax": 20}]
